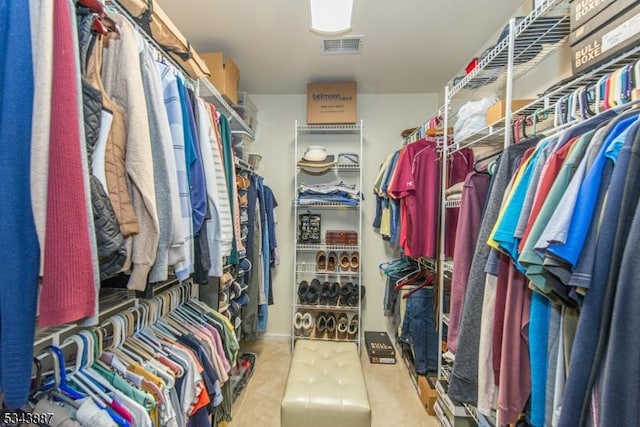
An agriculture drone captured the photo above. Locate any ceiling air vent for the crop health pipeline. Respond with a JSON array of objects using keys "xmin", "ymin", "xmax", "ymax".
[{"xmin": 322, "ymin": 35, "xmax": 364, "ymax": 55}]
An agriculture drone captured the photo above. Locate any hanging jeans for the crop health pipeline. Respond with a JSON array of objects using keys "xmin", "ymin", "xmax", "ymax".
[{"xmin": 401, "ymin": 287, "xmax": 439, "ymax": 374}]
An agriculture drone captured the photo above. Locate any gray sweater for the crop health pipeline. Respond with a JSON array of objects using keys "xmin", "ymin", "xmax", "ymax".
[{"xmin": 101, "ymin": 15, "xmax": 159, "ymax": 291}]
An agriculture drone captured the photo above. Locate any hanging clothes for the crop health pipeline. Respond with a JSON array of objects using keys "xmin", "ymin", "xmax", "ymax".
[
  {"xmin": 0, "ymin": 0, "xmax": 40, "ymax": 409},
  {"xmin": 102, "ymin": 14, "xmax": 159, "ymax": 291},
  {"xmin": 449, "ymin": 137, "xmax": 539, "ymax": 404},
  {"xmin": 447, "ymin": 171, "xmax": 491, "ymax": 353},
  {"xmin": 39, "ymin": 0, "xmax": 98, "ymax": 325},
  {"xmin": 158, "ymin": 61, "xmax": 193, "ymax": 281}
]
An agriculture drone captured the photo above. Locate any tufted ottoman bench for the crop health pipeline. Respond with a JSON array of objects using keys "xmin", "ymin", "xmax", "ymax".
[{"xmin": 281, "ymin": 340, "xmax": 371, "ymax": 427}]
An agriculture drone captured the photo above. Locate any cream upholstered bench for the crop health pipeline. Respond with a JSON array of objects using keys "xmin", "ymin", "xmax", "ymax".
[{"xmin": 281, "ymin": 340, "xmax": 371, "ymax": 427}]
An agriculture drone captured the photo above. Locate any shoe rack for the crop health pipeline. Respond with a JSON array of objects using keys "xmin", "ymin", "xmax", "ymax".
[
  {"xmin": 218, "ymin": 161, "xmax": 254, "ymax": 338},
  {"xmin": 292, "ymin": 121, "xmax": 364, "ymax": 352}
]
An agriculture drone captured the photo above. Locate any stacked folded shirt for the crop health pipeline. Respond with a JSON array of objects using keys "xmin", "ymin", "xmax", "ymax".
[
  {"xmin": 297, "ymin": 181, "xmax": 360, "ymax": 205},
  {"xmin": 445, "ymin": 182, "xmax": 464, "ymax": 201}
]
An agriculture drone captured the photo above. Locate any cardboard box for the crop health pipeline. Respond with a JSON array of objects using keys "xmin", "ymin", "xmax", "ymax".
[
  {"xmin": 417, "ymin": 375, "xmax": 438, "ymax": 416},
  {"xmin": 364, "ymin": 331, "xmax": 396, "ymax": 364},
  {"xmin": 571, "ymin": 0, "xmax": 617, "ymax": 31},
  {"xmin": 201, "ymin": 52, "xmax": 240, "ymax": 105},
  {"xmin": 307, "ymin": 82, "xmax": 357, "ymax": 125},
  {"xmin": 570, "ymin": 0, "xmax": 640, "ymax": 45},
  {"xmin": 485, "ymin": 99, "xmax": 534, "ymax": 125},
  {"xmin": 572, "ymin": 4, "xmax": 640, "ymax": 74},
  {"xmin": 118, "ymin": 0, "xmax": 210, "ymax": 79}
]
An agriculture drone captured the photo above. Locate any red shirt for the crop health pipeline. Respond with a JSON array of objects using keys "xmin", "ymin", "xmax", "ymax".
[
  {"xmin": 518, "ymin": 136, "xmax": 579, "ymax": 253},
  {"xmin": 388, "ymin": 139, "xmax": 440, "ymax": 258}
]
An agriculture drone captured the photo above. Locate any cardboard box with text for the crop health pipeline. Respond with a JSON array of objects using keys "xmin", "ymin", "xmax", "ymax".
[{"xmin": 307, "ymin": 82, "xmax": 357, "ymax": 124}]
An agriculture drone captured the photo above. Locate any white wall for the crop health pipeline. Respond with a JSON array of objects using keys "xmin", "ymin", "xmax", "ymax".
[{"xmin": 249, "ymin": 93, "xmax": 439, "ymax": 340}]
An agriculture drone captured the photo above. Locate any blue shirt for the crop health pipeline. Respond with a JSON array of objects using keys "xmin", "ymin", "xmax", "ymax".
[
  {"xmin": 177, "ymin": 79, "xmax": 207, "ymax": 234},
  {"xmin": 548, "ymin": 113, "xmax": 639, "ymax": 267},
  {"xmin": 494, "ymin": 139, "xmax": 551, "ymax": 269}
]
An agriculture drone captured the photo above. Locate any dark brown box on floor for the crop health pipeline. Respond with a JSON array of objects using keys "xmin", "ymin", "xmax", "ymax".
[
  {"xmin": 364, "ymin": 331, "xmax": 396, "ymax": 364},
  {"xmin": 570, "ymin": 0, "xmax": 640, "ymax": 45},
  {"xmin": 572, "ymin": 3, "xmax": 640, "ymax": 74},
  {"xmin": 417, "ymin": 375, "xmax": 438, "ymax": 416},
  {"xmin": 325, "ymin": 230, "xmax": 358, "ymax": 245}
]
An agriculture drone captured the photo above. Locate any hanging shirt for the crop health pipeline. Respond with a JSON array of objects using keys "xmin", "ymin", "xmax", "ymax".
[
  {"xmin": 444, "ymin": 148, "xmax": 475, "ymax": 257},
  {"xmin": 448, "ymin": 171, "xmax": 491, "ymax": 353},
  {"xmin": 158, "ymin": 62, "xmax": 193, "ymax": 280},
  {"xmin": 388, "ymin": 139, "xmax": 440, "ymax": 258},
  {"xmin": 546, "ymin": 112, "xmax": 639, "ymax": 268},
  {"xmin": 177, "ymin": 79, "xmax": 207, "ymax": 235},
  {"xmin": 491, "ymin": 139, "xmax": 551, "ymax": 268},
  {"xmin": 519, "ymin": 130, "xmax": 596, "ymax": 294}
]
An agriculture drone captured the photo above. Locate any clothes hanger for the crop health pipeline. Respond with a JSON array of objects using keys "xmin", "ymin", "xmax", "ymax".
[
  {"xmin": 579, "ymin": 85, "xmax": 596, "ymax": 119},
  {"xmin": 108, "ymin": 315, "xmax": 138, "ymax": 365},
  {"xmin": 394, "ymin": 265, "xmax": 426, "ymax": 289},
  {"xmin": 531, "ymin": 107, "xmax": 549, "ymax": 135},
  {"xmin": 402, "ymin": 273, "xmax": 436, "ymax": 299},
  {"xmin": 396, "ymin": 269, "xmax": 433, "ymax": 291},
  {"xmin": 378, "ymin": 258, "xmax": 404, "ymax": 273},
  {"xmin": 64, "ymin": 334, "xmax": 133, "ymax": 427},
  {"xmin": 39, "ymin": 346, "xmax": 85, "ymax": 400}
]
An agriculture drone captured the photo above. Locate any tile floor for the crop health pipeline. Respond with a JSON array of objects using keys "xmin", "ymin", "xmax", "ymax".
[{"xmin": 228, "ymin": 339, "xmax": 439, "ymax": 427}]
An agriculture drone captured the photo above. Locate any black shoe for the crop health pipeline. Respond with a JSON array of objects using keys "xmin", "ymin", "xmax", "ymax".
[
  {"xmin": 339, "ymin": 283, "xmax": 352, "ymax": 306},
  {"xmin": 316, "ymin": 312, "xmax": 327, "ymax": 338},
  {"xmin": 328, "ymin": 282, "xmax": 340, "ymax": 306},
  {"xmin": 297, "ymin": 280, "xmax": 309, "ymax": 304},
  {"xmin": 307, "ymin": 279, "xmax": 321, "ymax": 305},
  {"xmin": 319, "ymin": 281, "xmax": 331, "ymax": 305}
]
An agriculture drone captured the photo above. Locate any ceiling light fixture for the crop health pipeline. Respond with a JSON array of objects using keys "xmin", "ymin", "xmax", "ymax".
[{"xmin": 308, "ymin": 0, "xmax": 354, "ymax": 36}]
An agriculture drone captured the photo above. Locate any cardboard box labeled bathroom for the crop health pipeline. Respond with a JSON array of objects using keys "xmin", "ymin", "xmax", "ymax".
[{"xmin": 307, "ymin": 82, "xmax": 357, "ymax": 125}]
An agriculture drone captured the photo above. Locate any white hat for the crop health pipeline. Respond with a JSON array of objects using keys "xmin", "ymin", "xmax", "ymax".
[{"xmin": 303, "ymin": 146, "xmax": 328, "ymax": 162}]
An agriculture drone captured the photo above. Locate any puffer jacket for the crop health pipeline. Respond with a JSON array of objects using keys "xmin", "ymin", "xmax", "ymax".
[
  {"xmin": 84, "ymin": 22, "xmax": 139, "ymax": 238},
  {"xmin": 77, "ymin": 8, "xmax": 127, "ymax": 279}
]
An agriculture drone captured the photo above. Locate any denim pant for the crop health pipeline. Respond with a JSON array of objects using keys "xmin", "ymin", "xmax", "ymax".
[{"xmin": 401, "ymin": 287, "xmax": 439, "ymax": 373}]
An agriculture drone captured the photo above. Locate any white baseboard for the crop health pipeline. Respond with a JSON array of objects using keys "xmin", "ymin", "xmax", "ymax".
[{"xmin": 259, "ymin": 332, "xmax": 291, "ymax": 342}]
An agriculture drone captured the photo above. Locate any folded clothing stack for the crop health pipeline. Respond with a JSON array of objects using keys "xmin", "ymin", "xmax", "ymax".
[
  {"xmin": 297, "ymin": 181, "xmax": 360, "ymax": 205},
  {"xmin": 445, "ymin": 182, "xmax": 465, "ymax": 201}
]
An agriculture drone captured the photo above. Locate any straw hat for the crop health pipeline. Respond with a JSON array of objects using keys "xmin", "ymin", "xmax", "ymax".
[{"xmin": 298, "ymin": 146, "xmax": 336, "ymax": 174}]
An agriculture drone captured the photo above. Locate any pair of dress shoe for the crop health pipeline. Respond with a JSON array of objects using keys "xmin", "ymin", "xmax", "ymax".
[
  {"xmin": 316, "ymin": 251, "xmax": 333, "ymax": 271},
  {"xmin": 317, "ymin": 250, "xmax": 359, "ymax": 272},
  {"xmin": 338, "ymin": 251, "xmax": 359, "ymax": 272}
]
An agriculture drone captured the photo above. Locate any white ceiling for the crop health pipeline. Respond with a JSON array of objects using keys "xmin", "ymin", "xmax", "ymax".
[{"xmin": 156, "ymin": 0, "xmax": 521, "ymax": 94}]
